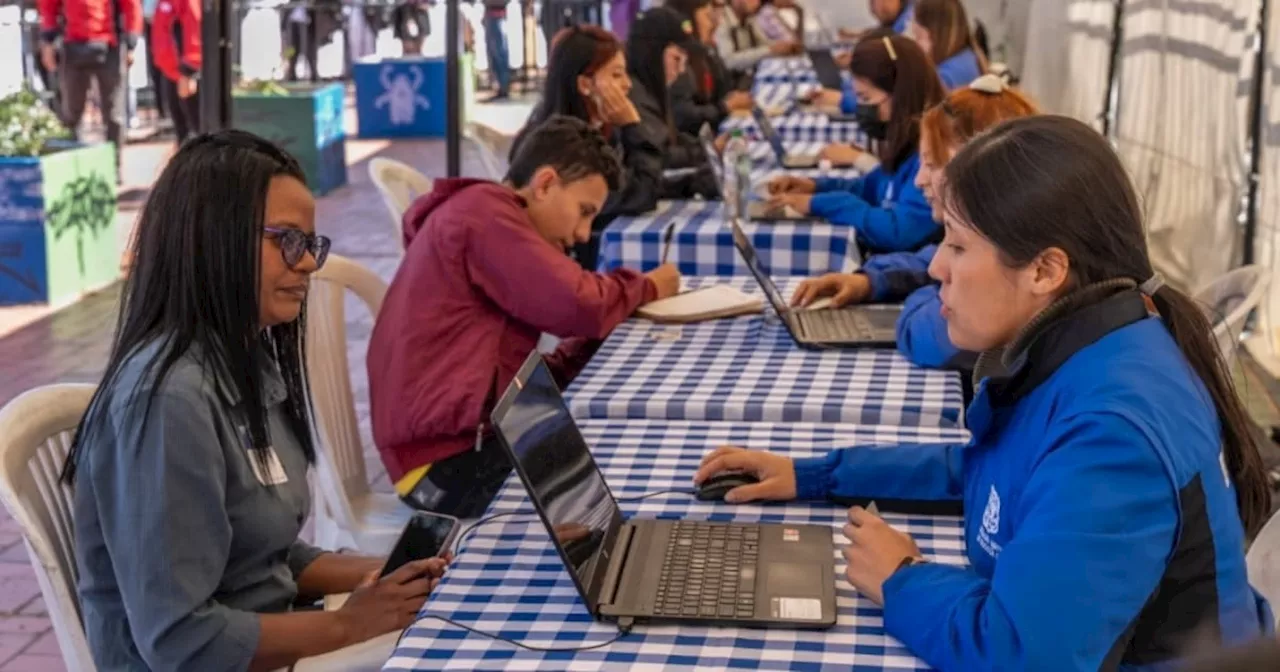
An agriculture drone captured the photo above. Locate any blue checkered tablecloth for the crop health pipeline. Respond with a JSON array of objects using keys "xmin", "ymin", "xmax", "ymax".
[
  {"xmin": 565, "ymin": 277, "xmax": 966, "ymax": 428},
  {"xmin": 753, "ymin": 56, "xmax": 820, "ymax": 84},
  {"xmin": 721, "ymin": 83, "xmax": 866, "ymax": 145},
  {"xmin": 384, "ymin": 419, "xmax": 969, "ymax": 671},
  {"xmin": 599, "ymin": 199, "xmax": 860, "ymax": 277}
]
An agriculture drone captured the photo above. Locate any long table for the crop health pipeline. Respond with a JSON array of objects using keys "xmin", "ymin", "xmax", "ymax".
[
  {"xmin": 599, "ymin": 142, "xmax": 865, "ymax": 276},
  {"xmin": 383, "ymin": 419, "xmax": 968, "ymax": 671},
  {"xmin": 565, "ymin": 277, "xmax": 966, "ymax": 429}
]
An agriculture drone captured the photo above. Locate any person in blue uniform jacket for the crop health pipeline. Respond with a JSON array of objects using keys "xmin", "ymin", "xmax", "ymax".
[
  {"xmin": 696, "ymin": 115, "xmax": 1275, "ymax": 670},
  {"xmin": 792, "ymin": 75, "xmax": 1038, "ymax": 373},
  {"xmin": 765, "ymin": 35, "xmax": 944, "ymax": 254},
  {"xmin": 907, "ymin": 0, "xmax": 985, "ymax": 90}
]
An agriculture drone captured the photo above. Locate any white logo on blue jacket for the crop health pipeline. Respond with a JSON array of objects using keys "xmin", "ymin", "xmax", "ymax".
[{"xmin": 978, "ymin": 485, "xmax": 1003, "ymax": 558}]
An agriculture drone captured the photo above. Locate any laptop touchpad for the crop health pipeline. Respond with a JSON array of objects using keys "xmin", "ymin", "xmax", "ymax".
[{"xmin": 766, "ymin": 563, "xmax": 822, "ymax": 596}]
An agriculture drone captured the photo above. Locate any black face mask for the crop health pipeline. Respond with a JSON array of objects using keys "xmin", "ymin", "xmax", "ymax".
[{"xmin": 855, "ymin": 103, "xmax": 888, "ymax": 141}]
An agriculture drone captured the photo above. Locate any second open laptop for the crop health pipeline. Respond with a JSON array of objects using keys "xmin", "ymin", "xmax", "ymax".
[
  {"xmin": 699, "ymin": 125, "xmax": 809, "ymax": 221},
  {"xmin": 750, "ymin": 107, "xmax": 821, "ymax": 169},
  {"xmin": 808, "ymin": 48, "xmax": 844, "ymax": 90},
  {"xmin": 730, "ymin": 218, "xmax": 902, "ymax": 348},
  {"xmin": 490, "ymin": 353, "xmax": 838, "ymax": 630}
]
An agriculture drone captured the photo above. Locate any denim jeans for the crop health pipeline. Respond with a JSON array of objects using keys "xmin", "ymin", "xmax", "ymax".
[{"xmin": 483, "ymin": 15, "xmax": 510, "ymax": 95}]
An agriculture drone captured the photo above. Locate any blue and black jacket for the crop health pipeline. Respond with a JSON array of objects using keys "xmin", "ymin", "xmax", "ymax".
[
  {"xmin": 809, "ymin": 153, "xmax": 938, "ymax": 253},
  {"xmin": 860, "ymin": 245, "xmax": 971, "ymax": 370},
  {"xmin": 793, "ymin": 285, "xmax": 1273, "ymax": 669}
]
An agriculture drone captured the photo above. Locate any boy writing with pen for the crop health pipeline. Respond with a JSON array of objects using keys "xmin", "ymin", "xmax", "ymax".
[{"xmin": 367, "ymin": 116, "xmax": 681, "ymax": 520}]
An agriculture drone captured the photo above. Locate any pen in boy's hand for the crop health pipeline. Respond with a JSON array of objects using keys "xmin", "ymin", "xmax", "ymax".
[
  {"xmin": 866, "ymin": 501, "xmax": 879, "ymax": 516},
  {"xmin": 661, "ymin": 223, "xmax": 676, "ymax": 264}
]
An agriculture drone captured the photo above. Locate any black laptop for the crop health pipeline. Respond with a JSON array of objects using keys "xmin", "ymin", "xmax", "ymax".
[
  {"xmin": 751, "ymin": 107, "xmax": 821, "ymax": 168},
  {"xmin": 490, "ymin": 353, "xmax": 838, "ymax": 629},
  {"xmin": 808, "ymin": 48, "xmax": 844, "ymax": 89},
  {"xmin": 730, "ymin": 219, "xmax": 901, "ymax": 348}
]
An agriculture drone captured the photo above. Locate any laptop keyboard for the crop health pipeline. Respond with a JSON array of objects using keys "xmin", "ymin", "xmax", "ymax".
[
  {"xmin": 653, "ymin": 522, "xmax": 760, "ymax": 619},
  {"xmin": 796, "ymin": 309, "xmax": 880, "ymax": 342}
]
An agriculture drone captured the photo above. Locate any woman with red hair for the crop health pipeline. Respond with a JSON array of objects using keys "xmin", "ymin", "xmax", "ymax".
[{"xmin": 511, "ymin": 25, "xmax": 663, "ymax": 268}]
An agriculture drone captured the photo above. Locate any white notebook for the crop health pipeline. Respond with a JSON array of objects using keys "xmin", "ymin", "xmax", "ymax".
[{"xmin": 636, "ymin": 285, "xmax": 764, "ymax": 324}]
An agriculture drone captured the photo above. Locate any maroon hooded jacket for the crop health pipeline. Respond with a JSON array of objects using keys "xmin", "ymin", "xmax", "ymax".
[{"xmin": 367, "ymin": 179, "xmax": 656, "ymax": 482}]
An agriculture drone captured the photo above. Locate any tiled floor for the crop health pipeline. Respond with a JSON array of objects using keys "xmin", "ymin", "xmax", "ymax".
[{"xmin": 0, "ymin": 94, "xmax": 533, "ymax": 668}]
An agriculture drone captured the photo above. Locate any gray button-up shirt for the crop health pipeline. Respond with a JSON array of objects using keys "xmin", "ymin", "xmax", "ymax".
[{"xmin": 74, "ymin": 341, "xmax": 326, "ymax": 671}]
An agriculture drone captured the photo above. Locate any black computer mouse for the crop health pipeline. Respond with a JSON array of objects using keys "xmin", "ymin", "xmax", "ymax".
[{"xmin": 695, "ymin": 472, "xmax": 761, "ymax": 502}]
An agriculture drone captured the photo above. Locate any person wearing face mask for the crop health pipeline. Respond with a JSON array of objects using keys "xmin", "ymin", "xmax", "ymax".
[
  {"xmin": 907, "ymin": 0, "xmax": 985, "ymax": 90},
  {"xmin": 667, "ymin": 0, "xmax": 754, "ymax": 135},
  {"xmin": 695, "ymin": 115, "xmax": 1274, "ymax": 670},
  {"xmin": 714, "ymin": 0, "xmax": 803, "ymax": 76},
  {"xmin": 511, "ymin": 25, "xmax": 664, "ymax": 268},
  {"xmin": 792, "ymin": 75, "xmax": 1037, "ymax": 375},
  {"xmin": 368, "ymin": 116, "xmax": 681, "ymax": 521},
  {"xmin": 68, "ymin": 130, "xmax": 450, "ymax": 670},
  {"xmin": 767, "ymin": 35, "xmax": 944, "ymax": 254}
]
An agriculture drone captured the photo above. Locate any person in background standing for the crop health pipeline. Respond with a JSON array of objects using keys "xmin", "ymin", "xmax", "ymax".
[
  {"xmin": 150, "ymin": 0, "xmax": 201, "ymax": 143},
  {"xmin": 141, "ymin": 0, "xmax": 167, "ymax": 122},
  {"xmin": 481, "ymin": 0, "xmax": 511, "ymax": 100},
  {"xmin": 39, "ymin": 0, "xmax": 143, "ymax": 177},
  {"xmin": 392, "ymin": 0, "xmax": 432, "ymax": 55}
]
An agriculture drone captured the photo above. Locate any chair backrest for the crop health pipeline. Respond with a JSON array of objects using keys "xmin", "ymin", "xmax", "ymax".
[
  {"xmin": 305, "ymin": 255, "xmax": 388, "ymax": 533},
  {"xmin": 367, "ymin": 158, "xmax": 433, "ymax": 253},
  {"xmin": 1247, "ymin": 507, "xmax": 1280, "ymax": 626},
  {"xmin": 1192, "ymin": 265, "xmax": 1270, "ymax": 366},
  {"xmin": 0, "ymin": 384, "xmax": 98, "ymax": 671},
  {"xmin": 466, "ymin": 121, "xmax": 512, "ymax": 181}
]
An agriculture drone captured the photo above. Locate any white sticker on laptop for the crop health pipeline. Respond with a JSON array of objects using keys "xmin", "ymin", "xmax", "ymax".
[{"xmin": 771, "ymin": 597, "xmax": 823, "ymax": 621}]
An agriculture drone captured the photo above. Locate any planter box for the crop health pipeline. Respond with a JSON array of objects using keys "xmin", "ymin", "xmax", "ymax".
[
  {"xmin": 352, "ymin": 54, "xmax": 474, "ymax": 139},
  {"xmin": 233, "ymin": 82, "xmax": 348, "ymax": 196},
  {"xmin": 0, "ymin": 143, "xmax": 119, "ymax": 307}
]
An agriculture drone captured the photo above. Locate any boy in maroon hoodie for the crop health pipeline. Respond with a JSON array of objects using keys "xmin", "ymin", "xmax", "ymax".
[{"xmin": 368, "ymin": 116, "xmax": 681, "ymax": 518}]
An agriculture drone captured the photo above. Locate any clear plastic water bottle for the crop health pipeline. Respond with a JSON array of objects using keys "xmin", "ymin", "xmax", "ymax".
[{"xmin": 722, "ymin": 130, "xmax": 751, "ymax": 219}]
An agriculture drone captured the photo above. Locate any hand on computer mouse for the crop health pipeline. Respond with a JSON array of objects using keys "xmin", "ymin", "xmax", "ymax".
[{"xmin": 694, "ymin": 446, "xmax": 797, "ymax": 503}]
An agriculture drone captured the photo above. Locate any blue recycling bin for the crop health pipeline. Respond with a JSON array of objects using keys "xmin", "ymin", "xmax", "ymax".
[{"xmin": 353, "ymin": 55, "xmax": 474, "ymax": 139}]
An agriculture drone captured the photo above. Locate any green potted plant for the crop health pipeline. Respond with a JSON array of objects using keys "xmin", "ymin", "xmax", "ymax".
[
  {"xmin": 0, "ymin": 87, "xmax": 118, "ymax": 307},
  {"xmin": 233, "ymin": 78, "xmax": 348, "ymax": 195}
]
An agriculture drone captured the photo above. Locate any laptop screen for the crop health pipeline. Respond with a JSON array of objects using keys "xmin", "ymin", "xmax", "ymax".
[
  {"xmin": 490, "ymin": 354, "xmax": 625, "ymax": 612},
  {"xmin": 729, "ymin": 219, "xmax": 791, "ymax": 315},
  {"xmin": 700, "ymin": 124, "xmax": 724, "ymax": 198},
  {"xmin": 808, "ymin": 49, "xmax": 843, "ymax": 89},
  {"xmin": 750, "ymin": 107, "xmax": 789, "ymax": 162}
]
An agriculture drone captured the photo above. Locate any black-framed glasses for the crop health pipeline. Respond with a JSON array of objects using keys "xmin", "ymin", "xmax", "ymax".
[{"xmin": 264, "ymin": 227, "xmax": 331, "ymax": 269}]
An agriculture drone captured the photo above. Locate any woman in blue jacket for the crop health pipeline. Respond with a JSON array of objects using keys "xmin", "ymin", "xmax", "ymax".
[
  {"xmin": 793, "ymin": 76, "xmax": 1038, "ymax": 372},
  {"xmin": 908, "ymin": 0, "xmax": 985, "ymax": 90},
  {"xmin": 697, "ymin": 116, "xmax": 1274, "ymax": 670},
  {"xmin": 766, "ymin": 35, "xmax": 945, "ymax": 253}
]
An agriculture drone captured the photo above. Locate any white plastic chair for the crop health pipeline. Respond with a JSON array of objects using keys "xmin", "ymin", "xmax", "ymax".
[
  {"xmin": 1247, "ymin": 508, "xmax": 1280, "ymax": 627},
  {"xmin": 306, "ymin": 254, "xmax": 411, "ymax": 554},
  {"xmin": 367, "ymin": 158, "xmax": 433, "ymax": 254},
  {"xmin": 1192, "ymin": 265, "xmax": 1270, "ymax": 367},
  {"xmin": 0, "ymin": 384, "xmax": 98, "ymax": 672},
  {"xmin": 465, "ymin": 121, "xmax": 512, "ymax": 181}
]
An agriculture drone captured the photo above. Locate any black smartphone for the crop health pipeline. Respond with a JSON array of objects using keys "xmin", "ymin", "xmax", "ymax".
[{"xmin": 380, "ymin": 512, "xmax": 460, "ymax": 578}]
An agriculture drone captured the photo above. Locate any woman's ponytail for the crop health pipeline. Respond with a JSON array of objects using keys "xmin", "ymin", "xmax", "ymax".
[{"xmin": 1150, "ymin": 285, "xmax": 1272, "ymax": 537}]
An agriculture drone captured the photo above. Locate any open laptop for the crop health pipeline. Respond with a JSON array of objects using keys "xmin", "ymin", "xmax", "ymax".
[
  {"xmin": 490, "ymin": 353, "xmax": 838, "ymax": 629},
  {"xmin": 808, "ymin": 49, "xmax": 844, "ymax": 90},
  {"xmin": 730, "ymin": 219, "xmax": 901, "ymax": 348},
  {"xmin": 751, "ymin": 107, "xmax": 821, "ymax": 169},
  {"xmin": 699, "ymin": 125, "xmax": 809, "ymax": 221}
]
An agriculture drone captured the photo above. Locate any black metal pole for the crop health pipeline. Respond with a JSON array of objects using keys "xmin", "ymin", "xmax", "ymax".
[
  {"xmin": 201, "ymin": 0, "xmax": 234, "ymax": 131},
  {"xmin": 1242, "ymin": 0, "xmax": 1270, "ymax": 265},
  {"xmin": 446, "ymin": 0, "xmax": 462, "ymax": 176},
  {"xmin": 1099, "ymin": 0, "xmax": 1126, "ymax": 136}
]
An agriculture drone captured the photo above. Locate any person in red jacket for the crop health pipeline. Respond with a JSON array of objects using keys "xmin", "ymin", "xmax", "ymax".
[
  {"xmin": 39, "ymin": 0, "xmax": 143, "ymax": 174},
  {"xmin": 368, "ymin": 116, "xmax": 681, "ymax": 519},
  {"xmin": 150, "ymin": 0, "xmax": 200, "ymax": 143}
]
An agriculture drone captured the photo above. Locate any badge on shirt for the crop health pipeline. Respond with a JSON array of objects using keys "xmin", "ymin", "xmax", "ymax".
[{"xmin": 248, "ymin": 446, "xmax": 290, "ymax": 486}]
